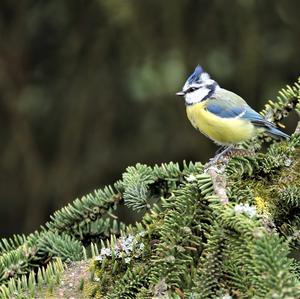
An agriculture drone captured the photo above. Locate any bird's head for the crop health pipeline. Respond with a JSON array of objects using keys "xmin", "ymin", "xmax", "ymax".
[{"xmin": 176, "ymin": 65, "xmax": 219, "ymax": 105}]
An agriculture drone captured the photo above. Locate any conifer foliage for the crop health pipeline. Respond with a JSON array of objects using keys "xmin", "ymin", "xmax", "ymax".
[{"xmin": 0, "ymin": 79, "xmax": 300, "ymax": 298}]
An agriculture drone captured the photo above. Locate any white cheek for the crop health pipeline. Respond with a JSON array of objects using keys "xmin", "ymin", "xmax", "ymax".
[{"xmin": 185, "ymin": 88, "xmax": 210, "ymax": 104}]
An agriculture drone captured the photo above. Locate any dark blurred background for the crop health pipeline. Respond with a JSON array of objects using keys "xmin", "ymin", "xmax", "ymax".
[{"xmin": 0, "ymin": 0, "xmax": 299, "ymax": 236}]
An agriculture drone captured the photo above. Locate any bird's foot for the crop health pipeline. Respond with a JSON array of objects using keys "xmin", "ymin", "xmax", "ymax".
[
  {"xmin": 205, "ymin": 147, "xmax": 256, "ymax": 169},
  {"xmin": 205, "ymin": 146, "xmax": 234, "ymax": 168}
]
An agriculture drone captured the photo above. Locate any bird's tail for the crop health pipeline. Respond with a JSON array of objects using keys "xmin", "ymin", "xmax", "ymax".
[{"xmin": 266, "ymin": 126, "xmax": 290, "ymax": 140}]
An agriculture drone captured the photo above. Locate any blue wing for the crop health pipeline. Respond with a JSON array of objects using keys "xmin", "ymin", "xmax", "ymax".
[
  {"xmin": 206, "ymin": 103, "xmax": 245, "ymax": 118},
  {"xmin": 206, "ymin": 102, "xmax": 263, "ymax": 121},
  {"xmin": 206, "ymin": 102, "xmax": 289, "ymax": 139}
]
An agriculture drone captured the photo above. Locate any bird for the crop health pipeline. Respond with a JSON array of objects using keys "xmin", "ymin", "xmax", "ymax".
[{"xmin": 176, "ymin": 65, "xmax": 289, "ymax": 163}]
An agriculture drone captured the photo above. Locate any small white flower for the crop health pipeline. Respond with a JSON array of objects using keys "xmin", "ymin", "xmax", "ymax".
[
  {"xmin": 125, "ymin": 235, "xmax": 135, "ymax": 244},
  {"xmin": 186, "ymin": 174, "xmax": 197, "ymax": 182},
  {"xmin": 95, "ymin": 234, "xmax": 145, "ymax": 263},
  {"xmin": 94, "ymin": 255, "xmax": 104, "ymax": 261},
  {"xmin": 119, "ymin": 235, "xmax": 135, "ymax": 253},
  {"xmin": 124, "ymin": 257, "xmax": 131, "ymax": 264},
  {"xmin": 138, "ymin": 231, "xmax": 146, "ymax": 237},
  {"xmin": 284, "ymin": 158, "xmax": 292, "ymax": 167},
  {"xmin": 244, "ymin": 204, "xmax": 256, "ymax": 218},
  {"xmin": 114, "ymin": 247, "xmax": 120, "ymax": 256},
  {"xmin": 100, "ymin": 248, "xmax": 112, "ymax": 256},
  {"xmin": 234, "ymin": 203, "xmax": 256, "ymax": 218},
  {"xmin": 234, "ymin": 204, "xmax": 244, "ymax": 214}
]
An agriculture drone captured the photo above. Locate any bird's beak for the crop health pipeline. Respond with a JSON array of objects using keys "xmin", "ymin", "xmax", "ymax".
[{"xmin": 176, "ymin": 91, "xmax": 185, "ymax": 96}]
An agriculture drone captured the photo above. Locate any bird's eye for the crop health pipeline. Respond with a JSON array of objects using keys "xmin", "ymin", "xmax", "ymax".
[{"xmin": 188, "ymin": 87, "xmax": 197, "ymax": 92}]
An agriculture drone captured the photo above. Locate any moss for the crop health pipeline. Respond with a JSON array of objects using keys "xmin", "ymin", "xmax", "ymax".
[
  {"xmin": 91, "ymin": 259, "xmax": 150, "ymax": 296},
  {"xmin": 255, "ymin": 196, "xmax": 270, "ymax": 214},
  {"xmin": 88, "ymin": 234, "xmax": 152, "ymax": 297},
  {"xmin": 82, "ymin": 280, "xmax": 102, "ymax": 298},
  {"xmin": 227, "ymin": 143, "xmax": 300, "ymax": 214}
]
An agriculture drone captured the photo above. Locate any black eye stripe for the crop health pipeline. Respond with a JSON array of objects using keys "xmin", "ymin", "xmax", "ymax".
[{"xmin": 187, "ymin": 82, "xmax": 217, "ymax": 93}]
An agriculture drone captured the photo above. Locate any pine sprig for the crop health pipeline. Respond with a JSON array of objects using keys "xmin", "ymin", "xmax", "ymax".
[
  {"xmin": 262, "ymin": 77, "xmax": 300, "ymax": 123},
  {"xmin": 0, "ymin": 230, "xmax": 81, "ymax": 284},
  {"xmin": 0, "ymin": 258, "xmax": 65, "ymax": 299},
  {"xmin": 46, "ymin": 185, "xmax": 123, "ymax": 239},
  {"xmin": 148, "ymin": 181, "xmax": 206, "ymax": 289}
]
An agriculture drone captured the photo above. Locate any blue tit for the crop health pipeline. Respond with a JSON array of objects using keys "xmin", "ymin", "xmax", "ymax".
[{"xmin": 176, "ymin": 65, "xmax": 289, "ymax": 161}]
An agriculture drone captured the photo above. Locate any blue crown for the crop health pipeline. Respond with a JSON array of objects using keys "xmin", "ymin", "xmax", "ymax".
[
  {"xmin": 187, "ymin": 65, "xmax": 203, "ymax": 84},
  {"xmin": 187, "ymin": 65, "xmax": 210, "ymax": 84}
]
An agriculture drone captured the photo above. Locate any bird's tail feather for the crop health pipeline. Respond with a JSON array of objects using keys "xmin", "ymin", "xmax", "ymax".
[{"xmin": 266, "ymin": 126, "xmax": 289, "ymax": 140}]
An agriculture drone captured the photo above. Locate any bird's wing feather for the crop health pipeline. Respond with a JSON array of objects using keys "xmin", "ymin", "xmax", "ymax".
[
  {"xmin": 205, "ymin": 102, "xmax": 246, "ymax": 118},
  {"xmin": 206, "ymin": 90, "xmax": 276, "ymax": 128},
  {"xmin": 203, "ymin": 88, "xmax": 289, "ymax": 139}
]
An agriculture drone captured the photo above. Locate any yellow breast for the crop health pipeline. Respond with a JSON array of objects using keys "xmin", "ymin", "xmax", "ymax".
[{"xmin": 186, "ymin": 102, "xmax": 256, "ymax": 145}]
